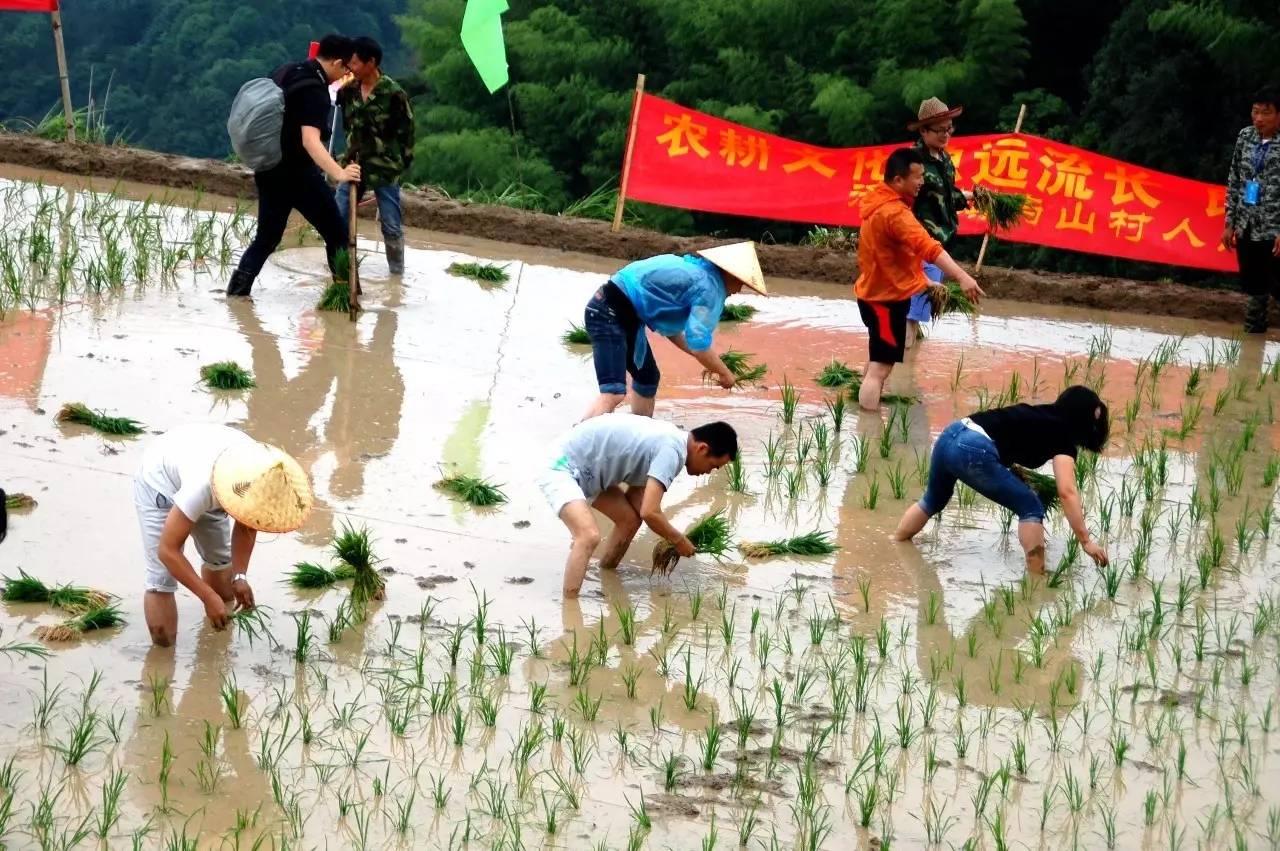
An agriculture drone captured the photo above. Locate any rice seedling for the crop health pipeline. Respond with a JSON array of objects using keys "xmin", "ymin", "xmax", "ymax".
[
  {"xmin": 720, "ymin": 302, "xmax": 757, "ymax": 322},
  {"xmin": 780, "ymin": 376, "xmax": 800, "ymax": 423},
  {"xmin": 651, "ymin": 510, "xmax": 733, "ymax": 575},
  {"xmin": 973, "ymin": 186, "xmax": 1029, "ymax": 231},
  {"xmin": 2, "ymin": 569, "xmax": 110, "ymax": 613},
  {"xmin": 199, "ymin": 360, "xmax": 255, "ymax": 390},
  {"xmin": 711, "ymin": 349, "xmax": 768, "ymax": 385},
  {"xmin": 33, "ymin": 603, "xmax": 125, "ymax": 641},
  {"xmin": 861, "ymin": 473, "xmax": 880, "ymax": 510},
  {"xmin": 562, "ymin": 322, "xmax": 591, "ymax": 345},
  {"xmin": 926, "ymin": 280, "xmax": 978, "ymax": 318},
  {"xmin": 434, "ymin": 472, "xmax": 508, "ymax": 507},
  {"xmin": 284, "ymin": 560, "xmax": 356, "ymax": 589},
  {"xmin": 4, "ymin": 492, "xmax": 36, "ymax": 511},
  {"xmin": 332, "ymin": 521, "xmax": 384, "ymax": 613},
  {"xmin": 824, "ymin": 392, "xmax": 847, "ymax": 432},
  {"xmin": 447, "ymin": 261, "xmax": 509, "ymax": 284},
  {"xmin": 887, "ymin": 460, "xmax": 908, "ymax": 499},
  {"xmin": 229, "ymin": 606, "xmax": 275, "ymax": 648},
  {"xmin": 816, "ymin": 359, "xmax": 857, "ymax": 388},
  {"xmin": 1011, "ymin": 465, "xmax": 1060, "ymax": 512},
  {"xmin": 725, "ymin": 453, "xmax": 748, "ymax": 493},
  {"xmin": 740, "ymin": 530, "xmax": 839, "ymax": 559},
  {"xmin": 56, "ymin": 402, "xmax": 143, "ymax": 436}
]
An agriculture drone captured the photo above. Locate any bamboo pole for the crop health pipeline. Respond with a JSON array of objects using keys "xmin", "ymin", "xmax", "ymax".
[
  {"xmin": 974, "ymin": 102, "xmax": 1027, "ymax": 272},
  {"xmin": 347, "ymin": 180, "xmax": 360, "ymax": 320},
  {"xmin": 611, "ymin": 73, "xmax": 646, "ymax": 233},
  {"xmin": 51, "ymin": 10, "xmax": 75, "ymax": 143}
]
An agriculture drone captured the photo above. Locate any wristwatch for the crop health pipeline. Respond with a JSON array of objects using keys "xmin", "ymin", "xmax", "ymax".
[{"xmin": 232, "ymin": 573, "xmax": 248, "ymax": 585}]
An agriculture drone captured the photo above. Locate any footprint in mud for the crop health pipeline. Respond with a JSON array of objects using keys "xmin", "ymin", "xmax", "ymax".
[
  {"xmin": 415, "ymin": 574, "xmax": 458, "ymax": 590},
  {"xmin": 505, "ymin": 576, "xmax": 535, "ymax": 585}
]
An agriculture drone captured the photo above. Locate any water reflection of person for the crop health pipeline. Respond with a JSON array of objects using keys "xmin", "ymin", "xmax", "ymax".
[{"xmin": 227, "ymin": 296, "xmax": 404, "ymax": 546}]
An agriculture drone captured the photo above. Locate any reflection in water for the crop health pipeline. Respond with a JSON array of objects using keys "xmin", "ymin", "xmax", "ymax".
[{"xmin": 228, "ymin": 296, "xmax": 405, "ymax": 546}]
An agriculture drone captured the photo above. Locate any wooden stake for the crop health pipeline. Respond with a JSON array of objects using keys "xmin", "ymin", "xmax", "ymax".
[
  {"xmin": 347, "ymin": 180, "xmax": 360, "ymax": 321},
  {"xmin": 611, "ymin": 73, "xmax": 646, "ymax": 233},
  {"xmin": 974, "ymin": 103, "xmax": 1027, "ymax": 272},
  {"xmin": 51, "ymin": 10, "xmax": 75, "ymax": 143}
]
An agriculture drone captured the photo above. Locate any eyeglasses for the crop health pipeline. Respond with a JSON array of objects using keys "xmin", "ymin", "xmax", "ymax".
[{"xmin": 925, "ymin": 125, "xmax": 954, "ymax": 135}]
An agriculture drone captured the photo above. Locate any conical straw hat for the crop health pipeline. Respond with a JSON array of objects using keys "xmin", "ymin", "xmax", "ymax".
[
  {"xmin": 211, "ymin": 442, "xmax": 313, "ymax": 533},
  {"xmin": 696, "ymin": 241, "xmax": 767, "ymax": 295}
]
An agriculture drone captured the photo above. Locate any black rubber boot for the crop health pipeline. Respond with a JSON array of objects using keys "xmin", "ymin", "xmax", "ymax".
[
  {"xmin": 386, "ymin": 238, "xmax": 405, "ymax": 275},
  {"xmin": 226, "ymin": 269, "xmax": 254, "ymax": 298}
]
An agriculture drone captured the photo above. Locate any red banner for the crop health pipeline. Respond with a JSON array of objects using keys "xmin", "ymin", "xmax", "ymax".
[
  {"xmin": 625, "ymin": 93, "xmax": 1234, "ymax": 273},
  {"xmin": 0, "ymin": 0, "xmax": 58, "ymax": 10}
]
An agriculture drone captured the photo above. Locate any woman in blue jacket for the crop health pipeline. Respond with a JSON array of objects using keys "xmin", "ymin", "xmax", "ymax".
[{"xmin": 581, "ymin": 242, "xmax": 768, "ymax": 419}]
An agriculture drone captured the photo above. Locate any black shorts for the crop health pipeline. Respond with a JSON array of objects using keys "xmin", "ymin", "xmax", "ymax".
[
  {"xmin": 1238, "ymin": 236, "xmax": 1280, "ymax": 297},
  {"xmin": 857, "ymin": 298, "xmax": 910, "ymax": 364}
]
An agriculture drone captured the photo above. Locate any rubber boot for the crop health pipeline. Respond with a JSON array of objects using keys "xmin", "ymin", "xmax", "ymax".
[
  {"xmin": 226, "ymin": 268, "xmax": 254, "ymax": 297},
  {"xmin": 386, "ymin": 238, "xmax": 405, "ymax": 275}
]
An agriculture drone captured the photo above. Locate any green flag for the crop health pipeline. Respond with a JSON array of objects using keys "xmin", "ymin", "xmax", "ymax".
[{"xmin": 461, "ymin": 0, "xmax": 509, "ymax": 94}]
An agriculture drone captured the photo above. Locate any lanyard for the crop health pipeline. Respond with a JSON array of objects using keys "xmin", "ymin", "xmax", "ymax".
[{"xmin": 1252, "ymin": 139, "xmax": 1272, "ymax": 175}]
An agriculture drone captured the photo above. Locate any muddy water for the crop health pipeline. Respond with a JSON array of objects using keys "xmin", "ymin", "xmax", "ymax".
[{"xmin": 3, "ymin": 174, "xmax": 1280, "ymax": 849}]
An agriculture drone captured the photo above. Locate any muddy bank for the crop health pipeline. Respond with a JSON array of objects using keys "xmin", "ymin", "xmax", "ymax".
[{"xmin": 0, "ymin": 132, "xmax": 1255, "ymax": 324}]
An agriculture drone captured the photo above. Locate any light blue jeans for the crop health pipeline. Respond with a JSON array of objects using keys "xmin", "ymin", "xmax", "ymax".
[
  {"xmin": 334, "ymin": 183, "xmax": 403, "ymax": 241},
  {"xmin": 907, "ymin": 260, "xmax": 945, "ymax": 322}
]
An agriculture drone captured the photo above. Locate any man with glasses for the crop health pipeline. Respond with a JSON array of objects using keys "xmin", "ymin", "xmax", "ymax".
[{"xmin": 904, "ymin": 97, "xmax": 972, "ymax": 345}]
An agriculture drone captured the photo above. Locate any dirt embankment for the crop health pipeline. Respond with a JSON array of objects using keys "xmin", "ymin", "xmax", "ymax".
[{"xmin": 0, "ymin": 132, "xmax": 1255, "ymax": 325}]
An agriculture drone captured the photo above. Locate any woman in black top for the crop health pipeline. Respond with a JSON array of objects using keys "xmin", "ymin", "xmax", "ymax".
[{"xmin": 893, "ymin": 385, "xmax": 1111, "ymax": 573}]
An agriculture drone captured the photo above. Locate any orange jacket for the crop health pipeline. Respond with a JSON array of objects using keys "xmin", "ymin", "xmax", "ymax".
[{"xmin": 854, "ymin": 183, "xmax": 943, "ymax": 302}]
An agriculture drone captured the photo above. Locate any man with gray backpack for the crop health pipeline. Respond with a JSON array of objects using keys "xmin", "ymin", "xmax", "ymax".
[{"xmin": 226, "ymin": 34, "xmax": 361, "ymax": 298}]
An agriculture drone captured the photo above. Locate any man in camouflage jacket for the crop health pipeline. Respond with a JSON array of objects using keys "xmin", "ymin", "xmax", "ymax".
[
  {"xmin": 336, "ymin": 36, "xmax": 415, "ymax": 274},
  {"xmin": 906, "ymin": 97, "xmax": 971, "ymax": 347},
  {"xmin": 1223, "ymin": 87, "xmax": 1280, "ymax": 333}
]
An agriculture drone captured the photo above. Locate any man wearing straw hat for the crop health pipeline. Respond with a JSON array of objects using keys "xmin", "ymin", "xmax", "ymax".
[
  {"xmin": 134, "ymin": 424, "xmax": 313, "ymax": 646},
  {"xmin": 580, "ymin": 241, "xmax": 768, "ymax": 420},
  {"xmin": 905, "ymin": 97, "xmax": 973, "ymax": 347}
]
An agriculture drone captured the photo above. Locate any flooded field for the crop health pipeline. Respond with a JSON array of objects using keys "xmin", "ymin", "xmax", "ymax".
[{"xmin": 4, "ymin": 171, "xmax": 1280, "ymax": 850}]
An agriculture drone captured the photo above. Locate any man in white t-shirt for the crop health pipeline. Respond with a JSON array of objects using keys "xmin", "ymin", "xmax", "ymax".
[
  {"xmin": 536, "ymin": 415, "xmax": 739, "ymax": 597},
  {"xmin": 135, "ymin": 424, "xmax": 313, "ymax": 646}
]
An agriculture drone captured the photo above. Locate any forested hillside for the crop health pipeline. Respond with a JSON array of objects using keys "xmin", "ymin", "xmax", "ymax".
[{"xmin": 2, "ymin": 0, "xmax": 1277, "ymax": 268}]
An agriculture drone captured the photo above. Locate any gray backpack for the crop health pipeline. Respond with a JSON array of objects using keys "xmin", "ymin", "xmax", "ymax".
[{"xmin": 227, "ymin": 78, "xmax": 287, "ymax": 172}]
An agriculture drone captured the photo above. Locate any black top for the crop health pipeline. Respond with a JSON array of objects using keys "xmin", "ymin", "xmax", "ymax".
[
  {"xmin": 271, "ymin": 60, "xmax": 330, "ymax": 169},
  {"xmin": 968, "ymin": 403, "xmax": 1078, "ymax": 468}
]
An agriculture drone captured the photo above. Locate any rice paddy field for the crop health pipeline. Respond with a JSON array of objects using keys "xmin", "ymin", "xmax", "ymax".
[{"xmin": 3, "ymin": 168, "xmax": 1280, "ymax": 850}]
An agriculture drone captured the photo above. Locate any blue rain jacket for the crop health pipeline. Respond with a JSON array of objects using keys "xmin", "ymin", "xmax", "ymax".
[{"xmin": 612, "ymin": 254, "xmax": 725, "ymax": 369}]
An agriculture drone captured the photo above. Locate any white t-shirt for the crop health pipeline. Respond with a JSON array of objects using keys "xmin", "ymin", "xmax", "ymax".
[
  {"xmin": 553, "ymin": 414, "xmax": 688, "ymax": 500},
  {"xmin": 137, "ymin": 424, "xmax": 255, "ymax": 522}
]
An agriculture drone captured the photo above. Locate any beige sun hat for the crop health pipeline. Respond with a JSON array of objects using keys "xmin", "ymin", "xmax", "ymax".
[
  {"xmin": 696, "ymin": 241, "xmax": 767, "ymax": 295},
  {"xmin": 907, "ymin": 97, "xmax": 964, "ymax": 131},
  {"xmin": 211, "ymin": 441, "xmax": 313, "ymax": 533}
]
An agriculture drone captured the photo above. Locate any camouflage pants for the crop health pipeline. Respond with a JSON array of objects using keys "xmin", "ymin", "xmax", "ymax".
[{"xmin": 1238, "ymin": 238, "xmax": 1280, "ymax": 333}]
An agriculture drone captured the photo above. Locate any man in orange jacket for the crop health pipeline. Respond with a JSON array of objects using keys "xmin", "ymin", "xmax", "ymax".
[{"xmin": 855, "ymin": 148, "xmax": 984, "ymax": 409}]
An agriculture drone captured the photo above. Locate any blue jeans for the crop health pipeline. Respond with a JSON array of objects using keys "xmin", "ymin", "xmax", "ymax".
[
  {"xmin": 918, "ymin": 421, "xmax": 1045, "ymax": 523},
  {"xmin": 584, "ymin": 285, "xmax": 660, "ymax": 398},
  {"xmin": 334, "ymin": 183, "xmax": 403, "ymax": 241},
  {"xmin": 907, "ymin": 260, "xmax": 944, "ymax": 322}
]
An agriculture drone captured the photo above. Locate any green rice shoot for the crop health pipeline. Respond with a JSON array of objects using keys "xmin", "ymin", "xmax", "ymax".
[
  {"xmin": 34, "ymin": 603, "xmax": 126, "ymax": 642},
  {"xmin": 973, "ymin": 186, "xmax": 1029, "ymax": 232},
  {"xmin": 816, "ymin": 360, "xmax": 857, "ymax": 388},
  {"xmin": 720, "ymin": 303, "xmax": 758, "ymax": 323},
  {"xmin": 333, "ymin": 521, "xmax": 384, "ymax": 612},
  {"xmin": 710, "ymin": 349, "xmax": 768, "ymax": 385},
  {"xmin": 285, "ymin": 561, "xmax": 357, "ymax": 589},
  {"xmin": 4, "ymin": 492, "xmax": 37, "ymax": 511},
  {"xmin": 199, "ymin": 361, "xmax": 256, "ymax": 390},
  {"xmin": 739, "ymin": 530, "xmax": 839, "ymax": 559},
  {"xmin": 317, "ymin": 281, "xmax": 354, "ymax": 312},
  {"xmin": 56, "ymin": 402, "xmax": 144, "ymax": 436},
  {"xmin": 1012, "ymin": 465, "xmax": 1061, "ymax": 513},
  {"xmin": 652, "ymin": 510, "xmax": 735, "ymax": 575},
  {"xmin": 435, "ymin": 473, "xmax": 509, "ymax": 507},
  {"xmin": 562, "ymin": 323, "xmax": 591, "ymax": 345},
  {"xmin": 2, "ymin": 569, "xmax": 110, "ymax": 613},
  {"xmin": 448, "ymin": 262, "xmax": 509, "ymax": 284},
  {"xmin": 927, "ymin": 280, "xmax": 977, "ymax": 319}
]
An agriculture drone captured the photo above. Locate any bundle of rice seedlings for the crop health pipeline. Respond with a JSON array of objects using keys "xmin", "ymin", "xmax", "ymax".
[
  {"xmin": 708, "ymin": 350, "xmax": 767, "ymax": 385},
  {"xmin": 333, "ymin": 521, "xmax": 384, "ymax": 610},
  {"xmin": 34, "ymin": 603, "xmax": 125, "ymax": 642},
  {"xmin": 651, "ymin": 510, "xmax": 734, "ymax": 576},
  {"xmin": 2, "ymin": 569, "xmax": 111, "ymax": 613},
  {"xmin": 317, "ymin": 248, "xmax": 358, "ymax": 312},
  {"xmin": 973, "ymin": 186, "xmax": 1029, "ymax": 232},
  {"xmin": 562, "ymin": 323, "xmax": 591, "ymax": 345},
  {"xmin": 56, "ymin": 402, "xmax": 144, "ymax": 436},
  {"xmin": 448, "ymin": 262, "xmax": 509, "ymax": 284},
  {"xmin": 739, "ymin": 530, "xmax": 839, "ymax": 559},
  {"xmin": 845, "ymin": 371, "xmax": 919, "ymax": 406},
  {"xmin": 926, "ymin": 281, "xmax": 977, "ymax": 319},
  {"xmin": 285, "ymin": 561, "xmax": 356, "ymax": 589},
  {"xmin": 720, "ymin": 304, "xmax": 758, "ymax": 323},
  {"xmin": 199, "ymin": 361, "xmax": 256, "ymax": 390},
  {"xmin": 435, "ymin": 473, "xmax": 509, "ymax": 507},
  {"xmin": 1012, "ymin": 465, "xmax": 1060, "ymax": 513},
  {"xmin": 816, "ymin": 360, "xmax": 857, "ymax": 388},
  {"xmin": 4, "ymin": 492, "xmax": 37, "ymax": 511}
]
